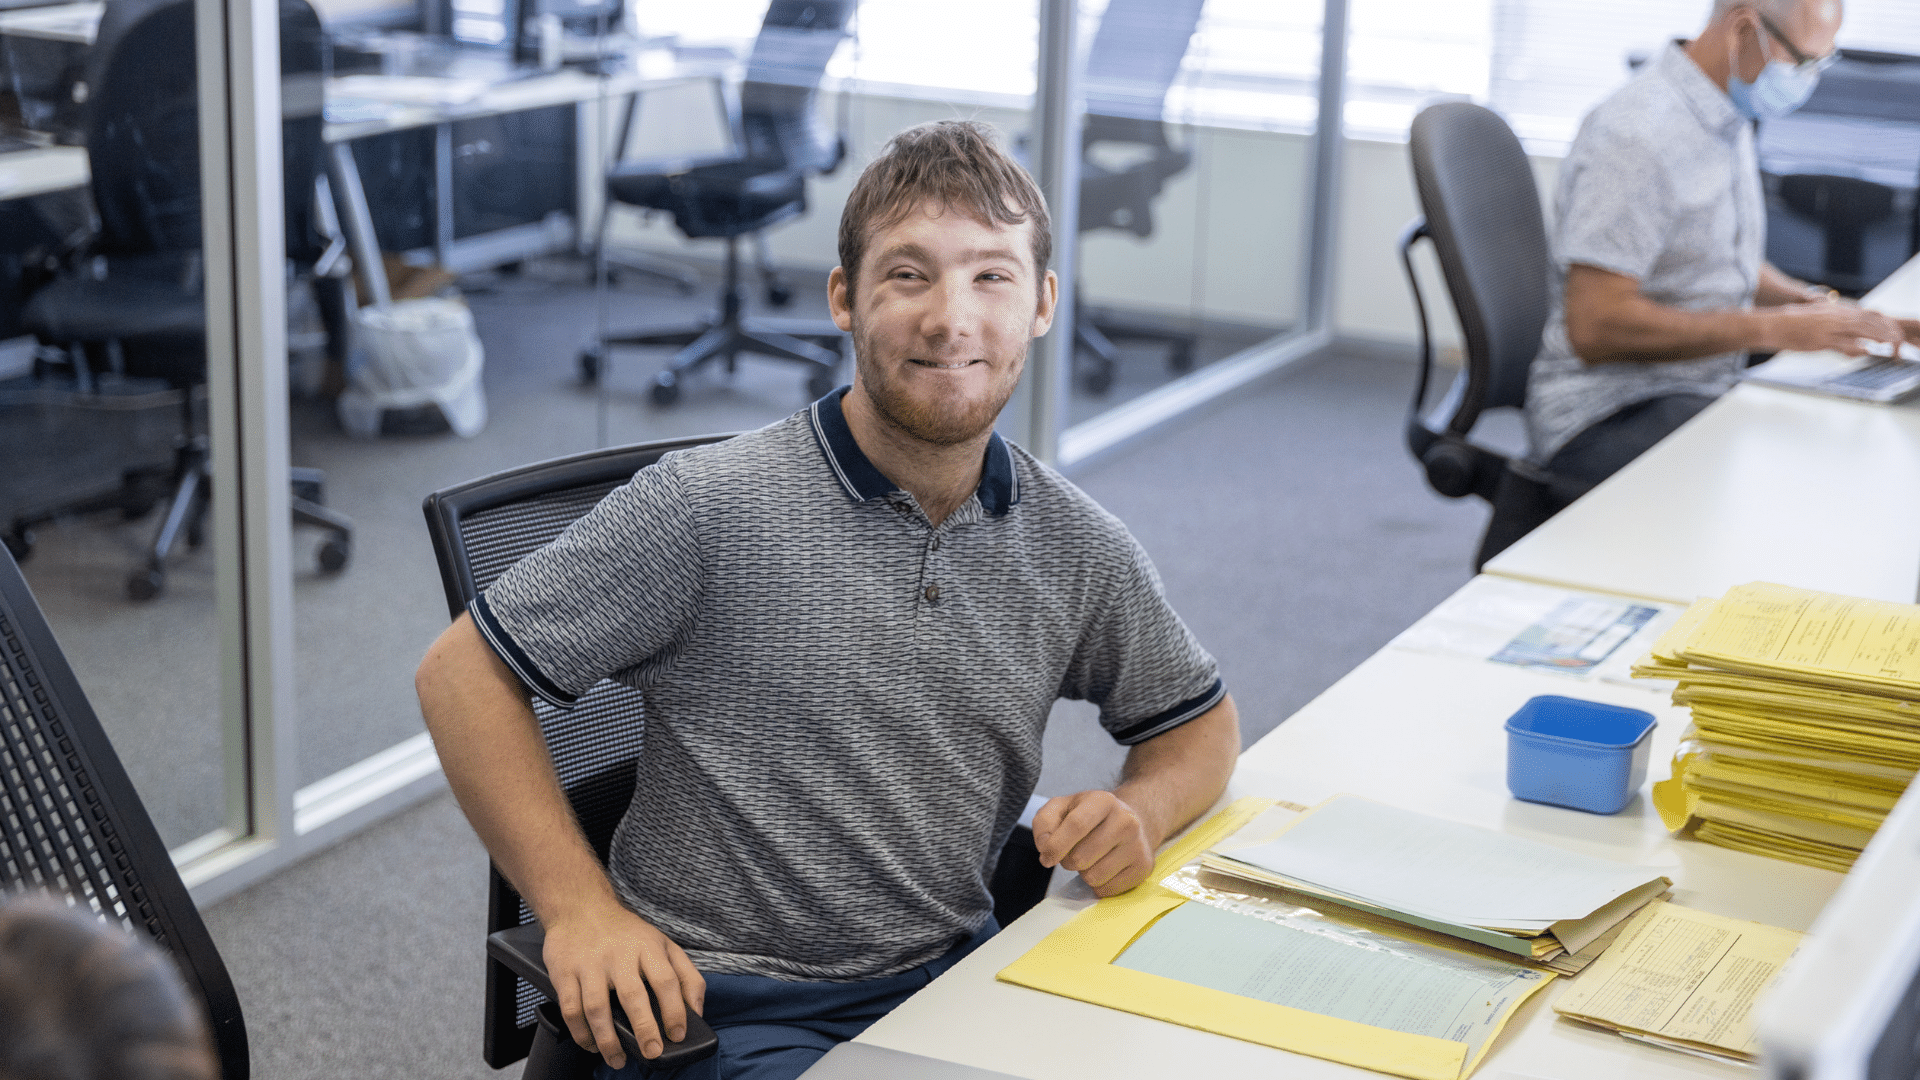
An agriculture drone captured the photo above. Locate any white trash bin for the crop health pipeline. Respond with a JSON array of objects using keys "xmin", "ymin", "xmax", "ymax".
[{"xmin": 337, "ymin": 297, "xmax": 487, "ymax": 438}]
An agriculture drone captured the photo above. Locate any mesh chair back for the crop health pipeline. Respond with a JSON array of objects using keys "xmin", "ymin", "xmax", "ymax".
[
  {"xmin": 86, "ymin": 0, "xmax": 330, "ymax": 260},
  {"xmin": 737, "ymin": 0, "xmax": 852, "ymax": 175},
  {"xmin": 0, "ymin": 546, "xmax": 248, "ymax": 1078},
  {"xmin": 421, "ymin": 434, "xmax": 734, "ymax": 1069},
  {"xmin": 1408, "ymin": 102, "xmax": 1550, "ymax": 430}
]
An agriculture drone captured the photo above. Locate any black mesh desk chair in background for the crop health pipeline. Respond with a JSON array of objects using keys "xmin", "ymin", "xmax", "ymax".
[
  {"xmin": 579, "ymin": 0, "xmax": 854, "ymax": 407},
  {"xmin": 1071, "ymin": 0, "xmax": 1206, "ymax": 395},
  {"xmin": 3, "ymin": 0, "xmax": 353, "ymax": 600},
  {"xmin": 1399, "ymin": 102, "xmax": 1587, "ymax": 570},
  {"xmin": 423, "ymin": 434, "xmax": 1054, "ymax": 1078},
  {"xmin": 0, "ymin": 544, "xmax": 250, "ymax": 1078}
]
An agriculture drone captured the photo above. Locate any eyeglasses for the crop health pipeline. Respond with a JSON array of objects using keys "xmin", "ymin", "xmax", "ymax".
[{"xmin": 1756, "ymin": 11, "xmax": 1840, "ymax": 75}]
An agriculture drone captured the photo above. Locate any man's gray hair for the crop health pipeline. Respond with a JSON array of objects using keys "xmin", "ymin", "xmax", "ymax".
[{"xmin": 1710, "ymin": 0, "xmax": 1832, "ymax": 21}]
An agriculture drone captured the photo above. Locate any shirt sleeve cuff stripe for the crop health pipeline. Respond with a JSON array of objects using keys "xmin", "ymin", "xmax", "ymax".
[
  {"xmin": 469, "ymin": 595, "xmax": 580, "ymax": 709},
  {"xmin": 1111, "ymin": 678, "xmax": 1226, "ymax": 746}
]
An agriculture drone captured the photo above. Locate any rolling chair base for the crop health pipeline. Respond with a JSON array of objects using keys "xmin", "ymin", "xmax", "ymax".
[
  {"xmin": 580, "ymin": 235, "xmax": 843, "ymax": 406},
  {"xmin": 7, "ymin": 443, "xmax": 354, "ymax": 601}
]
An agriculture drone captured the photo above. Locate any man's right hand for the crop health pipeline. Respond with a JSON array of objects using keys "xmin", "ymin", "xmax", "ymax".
[
  {"xmin": 1758, "ymin": 301, "xmax": 1907, "ymax": 356},
  {"xmin": 542, "ymin": 900, "xmax": 706, "ymax": 1070}
]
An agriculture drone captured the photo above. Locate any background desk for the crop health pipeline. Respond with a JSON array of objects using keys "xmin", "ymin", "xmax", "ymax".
[
  {"xmin": 853, "ymin": 579, "xmax": 1842, "ymax": 1080},
  {"xmin": 1485, "ymin": 251, "xmax": 1920, "ymax": 605},
  {"xmin": 1, "ymin": 0, "xmax": 694, "ymax": 276}
]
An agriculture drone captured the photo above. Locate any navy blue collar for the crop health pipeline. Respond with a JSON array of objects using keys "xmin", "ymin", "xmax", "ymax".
[{"xmin": 807, "ymin": 388, "xmax": 1020, "ymax": 517}]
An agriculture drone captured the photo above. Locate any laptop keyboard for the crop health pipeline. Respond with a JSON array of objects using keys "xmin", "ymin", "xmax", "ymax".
[{"xmin": 1829, "ymin": 359, "xmax": 1920, "ymax": 391}]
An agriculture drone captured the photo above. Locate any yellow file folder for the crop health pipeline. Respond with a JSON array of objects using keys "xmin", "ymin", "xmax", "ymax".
[{"xmin": 995, "ymin": 798, "xmax": 1553, "ymax": 1080}]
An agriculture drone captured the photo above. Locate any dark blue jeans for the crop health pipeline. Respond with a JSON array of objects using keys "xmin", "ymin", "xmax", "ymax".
[{"xmin": 595, "ymin": 920, "xmax": 997, "ymax": 1080}]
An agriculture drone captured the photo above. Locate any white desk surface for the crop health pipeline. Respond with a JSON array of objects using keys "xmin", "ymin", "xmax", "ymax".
[
  {"xmin": 1486, "ymin": 253, "xmax": 1920, "ymax": 606},
  {"xmin": 0, "ymin": 144, "xmax": 88, "ymax": 200},
  {"xmin": 855, "ymin": 578, "xmax": 1843, "ymax": 1080},
  {"xmin": 322, "ymin": 58, "xmax": 696, "ymax": 142}
]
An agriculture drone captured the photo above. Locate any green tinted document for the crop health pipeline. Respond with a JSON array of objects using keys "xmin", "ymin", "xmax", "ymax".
[{"xmin": 1116, "ymin": 902, "xmax": 1549, "ymax": 1062}]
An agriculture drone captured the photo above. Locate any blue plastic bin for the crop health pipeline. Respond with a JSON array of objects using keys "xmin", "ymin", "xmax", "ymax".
[{"xmin": 1505, "ymin": 695, "xmax": 1656, "ymax": 815}]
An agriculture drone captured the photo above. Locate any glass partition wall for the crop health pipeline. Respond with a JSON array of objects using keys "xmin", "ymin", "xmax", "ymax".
[
  {"xmin": 0, "ymin": 0, "xmax": 255, "ymax": 868},
  {"xmin": 1062, "ymin": 0, "xmax": 1324, "ymax": 436}
]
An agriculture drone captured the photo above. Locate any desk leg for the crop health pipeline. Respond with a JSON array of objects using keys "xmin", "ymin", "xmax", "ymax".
[
  {"xmin": 327, "ymin": 143, "xmax": 392, "ymax": 308},
  {"xmin": 434, "ymin": 122, "xmax": 455, "ymax": 268}
]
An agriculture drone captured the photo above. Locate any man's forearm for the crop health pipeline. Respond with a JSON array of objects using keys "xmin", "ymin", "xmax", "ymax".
[
  {"xmin": 416, "ymin": 614, "xmax": 618, "ymax": 922},
  {"xmin": 1567, "ymin": 290, "xmax": 1761, "ymax": 364},
  {"xmin": 1112, "ymin": 695, "xmax": 1240, "ymax": 848}
]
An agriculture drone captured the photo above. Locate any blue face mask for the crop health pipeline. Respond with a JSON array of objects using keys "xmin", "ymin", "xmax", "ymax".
[{"xmin": 1729, "ymin": 58, "xmax": 1822, "ymax": 120}]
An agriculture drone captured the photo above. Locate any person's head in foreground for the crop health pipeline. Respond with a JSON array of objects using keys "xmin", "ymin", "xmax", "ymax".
[
  {"xmin": 828, "ymin": 119, "xmax": 1058, "ymax": 449},
  {"xmin": 0, "ymin": 893, "xmax": 216, "ymax": 1080},
  {"xmin": 1694, "ymin": 0, "xmax": 1842, "ymax": 118}
]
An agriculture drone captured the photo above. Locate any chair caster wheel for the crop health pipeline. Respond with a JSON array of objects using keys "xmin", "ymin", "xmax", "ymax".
[
  {"xmin": 3, "ymin": 527, "xmax": 32, "ymax": 562},
  {"xmin": 767, "ymin": 284, "xmax": 793, "ymax": 308},
  {"xmin": 186, "ymin": 522, "xmax": 204, "ymax": 550},
  {"xmin": 579, "ymin": 347, "xmax": 603, "ymax": 386},
  {"xmin": 650, "ymin": 375, "xmax": 680, "ymax": 406},
  {"xmin": 805, "ymin": 366, "xmax": 837, "ymax": 400},
  {"xmin": 1169, "ymin": 343, "xmax": 1194, "ymax": 372},
  {"xmin": 318, "ymin": 537, "xmax": 350, "ymax": 573},
  {"xmin": 1082, "ymin": 366, "xmax": 1114, "ymax": 395},
  {"xmin": 122, "ymin": 500, "xmax": 157, "ymax": 521},
  {"xmin": 128, "ymin": 568, "xmax": 164, "ymax": 602}
]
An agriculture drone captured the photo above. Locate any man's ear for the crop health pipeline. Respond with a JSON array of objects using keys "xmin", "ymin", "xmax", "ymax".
[
  {"xmin": 828, "ymin": 266, "xmax": 854, "ymax": 332},
  {"xmin": 1031, "ymin": 270, "xmax": 1059, "ymax": 338}
]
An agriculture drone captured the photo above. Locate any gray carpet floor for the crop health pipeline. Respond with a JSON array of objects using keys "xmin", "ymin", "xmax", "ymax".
[{"xmin": 195, "ymin": 332, "xmax": 1491, "ymax": 1079}]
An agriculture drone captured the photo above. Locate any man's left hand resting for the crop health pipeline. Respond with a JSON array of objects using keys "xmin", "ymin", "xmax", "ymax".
[{"xmin": 1033, "ymin": 696, "xmax": 1240, "ymax": 898}]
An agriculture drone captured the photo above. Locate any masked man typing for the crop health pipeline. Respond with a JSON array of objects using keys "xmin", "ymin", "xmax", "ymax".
[{"xmin": 1521, "ymin": 0, "xmax": 1920, "ymax": 498}]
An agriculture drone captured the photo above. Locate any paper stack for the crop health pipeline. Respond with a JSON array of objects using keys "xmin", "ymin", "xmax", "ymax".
[
  {"xmin": 1632, "ymin": 581, "xmax": 1920, "ymax": 872},
  {"xmin": 1198, "ymin": 795, "xmax": 1671, "ymax": 974}
]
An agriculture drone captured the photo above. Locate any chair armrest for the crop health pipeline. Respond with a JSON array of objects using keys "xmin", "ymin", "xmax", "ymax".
[{"xmin": 487, "ymin": 923, "xmax": 720, "ymax": 1069}]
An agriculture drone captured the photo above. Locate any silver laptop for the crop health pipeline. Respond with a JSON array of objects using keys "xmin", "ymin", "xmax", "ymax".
[
  {"xmin": 799, "ymin": 1043, "xmax": 1026, "ymax": 1079},
  {"xmin": 1745, "ymin": 344, "xmax": 1920, "ymax": 404}
]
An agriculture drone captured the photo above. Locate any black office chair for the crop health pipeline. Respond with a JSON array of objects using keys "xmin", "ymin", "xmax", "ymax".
[
  {"xmin": 4, "ymin": 0, "xmax": 352, "ymax": 601},
  {"xmin": 1400, "ymin": 102, "xmax": 1588, "ymax": 570},
  {"xmin": 1775, "ymin": 173, "xmax": 1902, "ymax": 298},
  {"xmin": 0, "ymin": 544, "xmax": 250, "ymax": 1078},
  {"xmin": 423, "ymin": 434, "xmax": 1055, "ymax": 1078},
  {"xmin": 579, "ymin": 0, "xmax": 853, "ymax": 407},
  {"xmin": 1071, "ymin": 0, "xmax": 1205, "ymax": 395}
]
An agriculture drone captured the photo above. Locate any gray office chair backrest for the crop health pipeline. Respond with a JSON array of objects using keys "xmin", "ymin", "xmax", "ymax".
[
  {"xmin": 737, "ymin": 0, "xmax": 853, "ymax": 175},
  {"xmin": 1407, "ymin": 102, "xmax": 1550, "ymax": 427},
  {"xmin": 1083, "ymin": 0, "xmax": 1205, "ymax": 123}
]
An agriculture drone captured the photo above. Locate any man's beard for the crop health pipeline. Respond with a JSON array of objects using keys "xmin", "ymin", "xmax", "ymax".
[{"xmin": 851, "ymin": 320, "xmax": 1026, "ymax": 447}]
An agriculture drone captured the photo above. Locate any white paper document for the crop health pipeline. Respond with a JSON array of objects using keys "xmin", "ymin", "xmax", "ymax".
[
  {"xmin": 1224, "ymin": 796, "xmax": 1666, "ymax": 929},
  {"xmin": 1390, "ymin": 577, "xmax": 1679, "ymax": 688},
  {"xmin": 1117, "ymin": 902, "xmax": 1551, "ymax": 1066}
]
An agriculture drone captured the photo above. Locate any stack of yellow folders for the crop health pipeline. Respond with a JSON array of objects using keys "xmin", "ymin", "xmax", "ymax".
[
  {"xmin": 1198, "ymin": 796, "xmax": 1670, "ymax": 974},
  {"xmin": 1632, "ymin": 581, "xmax": 1920, "ymax": 871}
]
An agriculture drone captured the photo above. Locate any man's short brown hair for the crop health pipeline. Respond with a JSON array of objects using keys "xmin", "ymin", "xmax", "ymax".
[{"xmin": 836, "ymin": 120, "xmax": 1052, "ymax": 302}]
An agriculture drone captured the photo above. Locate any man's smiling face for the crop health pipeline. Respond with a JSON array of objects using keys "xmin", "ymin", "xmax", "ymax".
[{"xmin": 830, "ymin": 199, "xmax": 1056, "ymax": 447}]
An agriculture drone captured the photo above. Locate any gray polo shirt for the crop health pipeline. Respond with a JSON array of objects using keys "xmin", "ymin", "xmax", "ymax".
[
  {"xmin": 1525, "ymin": 42, "xmax": 1764, "ymax": 461},
  {"xmin": 471, "ymin": 390, "xmax": 1224, "ymax": 982}
]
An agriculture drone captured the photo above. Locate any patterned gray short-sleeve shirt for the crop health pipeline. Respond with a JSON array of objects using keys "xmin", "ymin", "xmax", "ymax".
[
  {"xmin": 473, "ymin": 389, "xmax": 1224, "ymax": 981},
  {"xmin": 1525, "ymin": 43, "xmax": 1764, "ymax": 461}
]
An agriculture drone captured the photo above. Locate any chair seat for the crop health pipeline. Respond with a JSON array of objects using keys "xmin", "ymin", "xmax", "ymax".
[
  {"xmin": 607, "ymin": 159, "xmax": 806, "ymax": 239},
  {"xmin": 24, "ymin": 255, "xmax": 206, "ymax": 344}
]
